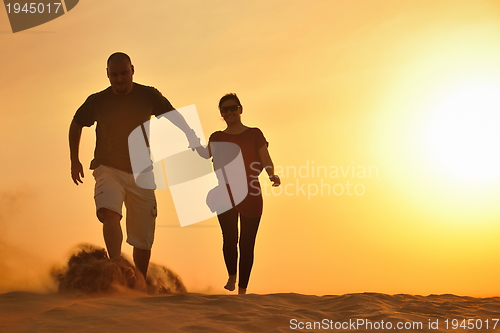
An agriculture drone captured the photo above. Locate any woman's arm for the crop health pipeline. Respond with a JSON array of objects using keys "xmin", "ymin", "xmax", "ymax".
[
  {"xmin": 195, "ymin": 144, "xmax": 212, "ymax": 159},
  {"xmin": 258, "ymin": 145, "xmax": 280, "ymax": 186}
]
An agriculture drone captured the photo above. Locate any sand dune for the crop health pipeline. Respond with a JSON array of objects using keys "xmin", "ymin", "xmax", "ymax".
[
  {"xmin": 1, "ymin": 291, "xmax": 499, "ymax": 332},
  {"xmin": 1, "ymin": 245, "xmax": 499, "ymax": 332}
]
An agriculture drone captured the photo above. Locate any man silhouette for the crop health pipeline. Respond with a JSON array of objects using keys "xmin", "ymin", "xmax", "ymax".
[{"xmin": 69, "ymin": 52, "xmax": 198, "ymax": 280}]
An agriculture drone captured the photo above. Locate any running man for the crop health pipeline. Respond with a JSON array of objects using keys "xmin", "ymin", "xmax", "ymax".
[{"xmin": 69, "ymin": 52, "xmax": 198, "ymax": 280}]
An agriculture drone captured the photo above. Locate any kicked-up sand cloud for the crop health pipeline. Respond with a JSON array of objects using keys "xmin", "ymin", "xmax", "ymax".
[
  {"xmin": 0, "ymin": 189, "xmax": 186, "ymax": 296},
  {"xmin": 51, "ymin": 244, "xmax": 186, "ymax": 295}
]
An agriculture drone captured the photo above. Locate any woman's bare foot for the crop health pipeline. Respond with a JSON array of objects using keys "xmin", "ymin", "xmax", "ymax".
[
  {"xmin": 224, "ymin": 274, "xmax": 236, "ymax": 291},
  {"xmin": 238, "ymin": 287, "xmax": 246, "ymax": 295}
]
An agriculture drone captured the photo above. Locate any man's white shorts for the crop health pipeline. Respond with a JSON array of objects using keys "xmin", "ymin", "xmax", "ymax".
[{"xmin": 92, "ymin": 165, "xmax": 157, "ymax": 250}]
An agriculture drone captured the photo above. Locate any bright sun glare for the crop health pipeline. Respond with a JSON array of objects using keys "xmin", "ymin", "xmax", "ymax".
[{"xmin": 426, "ymin": 82, "xmax": 500, "ymax": 181}]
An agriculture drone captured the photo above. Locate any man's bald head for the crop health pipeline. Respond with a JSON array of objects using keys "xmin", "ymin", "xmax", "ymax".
[
  {"xmin": 107, "ymin": 52, "xmax": 132, "ymax": 66},
  {"xmin": 106, "ymin": 52, "xmax": 134, "ymax": 95}
]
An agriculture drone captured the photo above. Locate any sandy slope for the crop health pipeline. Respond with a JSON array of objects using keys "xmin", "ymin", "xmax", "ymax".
[
  {"xmin": 1, "ymin": 291, "xmax": 499, "ymax": 332},
  {"xmin": 2, "ymin": 245, "xmax": 499, "ymax": 332}
]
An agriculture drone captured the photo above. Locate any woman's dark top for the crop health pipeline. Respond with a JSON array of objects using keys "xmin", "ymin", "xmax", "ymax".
[{"xmin": 209, "ymin": 127, "xmax": 268, "ymax": 218}]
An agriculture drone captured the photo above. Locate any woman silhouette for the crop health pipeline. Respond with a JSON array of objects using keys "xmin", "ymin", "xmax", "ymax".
[{"xmin": 198, "ymin": 93, "xmax": 280, "ymax": 294}]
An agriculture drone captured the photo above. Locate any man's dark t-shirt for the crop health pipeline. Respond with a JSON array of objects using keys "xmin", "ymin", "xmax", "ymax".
[{"xmin": 73, "ymin": 83, "xmax": 174, "ymax": 173}]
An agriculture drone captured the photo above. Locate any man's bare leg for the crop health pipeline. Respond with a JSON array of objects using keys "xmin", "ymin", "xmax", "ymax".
[
  {"xmin": 101, "ymin": 208, "xmax": 122, "ymax": 259},
  {"xmin": 238, "ymin": 287, "xmax": 246, "ymax": 295},
  {"xmin": 133, "ymin": 247, "xmax": 151, "ymax": 280},
  {"xmin": 100, "ymin": 208, "xmax": 149, "ymax": 282}
]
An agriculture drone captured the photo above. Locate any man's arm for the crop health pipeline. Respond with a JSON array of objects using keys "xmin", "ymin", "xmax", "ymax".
[
  {"xmin": 159, "ymin": 110, "xmax": 201, "ymax": 149},
  {"xmin": 69, "ymin": 119, "xmax": 85, "ymax": 185},
  {"xmin": 151, "ymin": 87, "xmax": 201, "ymax": 149}
]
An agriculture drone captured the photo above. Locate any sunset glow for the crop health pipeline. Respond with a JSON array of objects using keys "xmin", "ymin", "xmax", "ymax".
[{"xmin": 426, "ymin": 82, "xmax": 500, "ymax": 181}]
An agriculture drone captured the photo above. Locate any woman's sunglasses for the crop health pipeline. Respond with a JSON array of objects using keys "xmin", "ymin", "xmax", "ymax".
[{"xmin": 220, "ymin": 105, "xmax": 240, "ymax": 113}]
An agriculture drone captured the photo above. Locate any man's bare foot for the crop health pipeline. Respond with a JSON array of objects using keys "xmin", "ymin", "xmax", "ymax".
[
  {"xmin": 224, "ymin": 274, "xmax": 236, "ymax": 291},
  {"xmin": 238, "ymin": 287, "xmax": 246, "ymax": 295}
]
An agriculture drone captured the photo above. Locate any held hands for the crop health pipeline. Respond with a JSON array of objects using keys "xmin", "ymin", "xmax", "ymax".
[
  {"xmin": 269, "ymin": 174, "xmax": 281, "ymax": 187},
  {"xmin": 186, "ymin": 129, "xmax": 202, "ymax": 150},
  {"xmin": 71, "ymin": 160, "xmax": 85, "ymax": 185}
]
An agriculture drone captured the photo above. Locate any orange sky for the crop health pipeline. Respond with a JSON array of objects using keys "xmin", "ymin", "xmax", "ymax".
[{"xmin": 1, "ymin": 0, "xmax": 500, "ymax": 296}]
